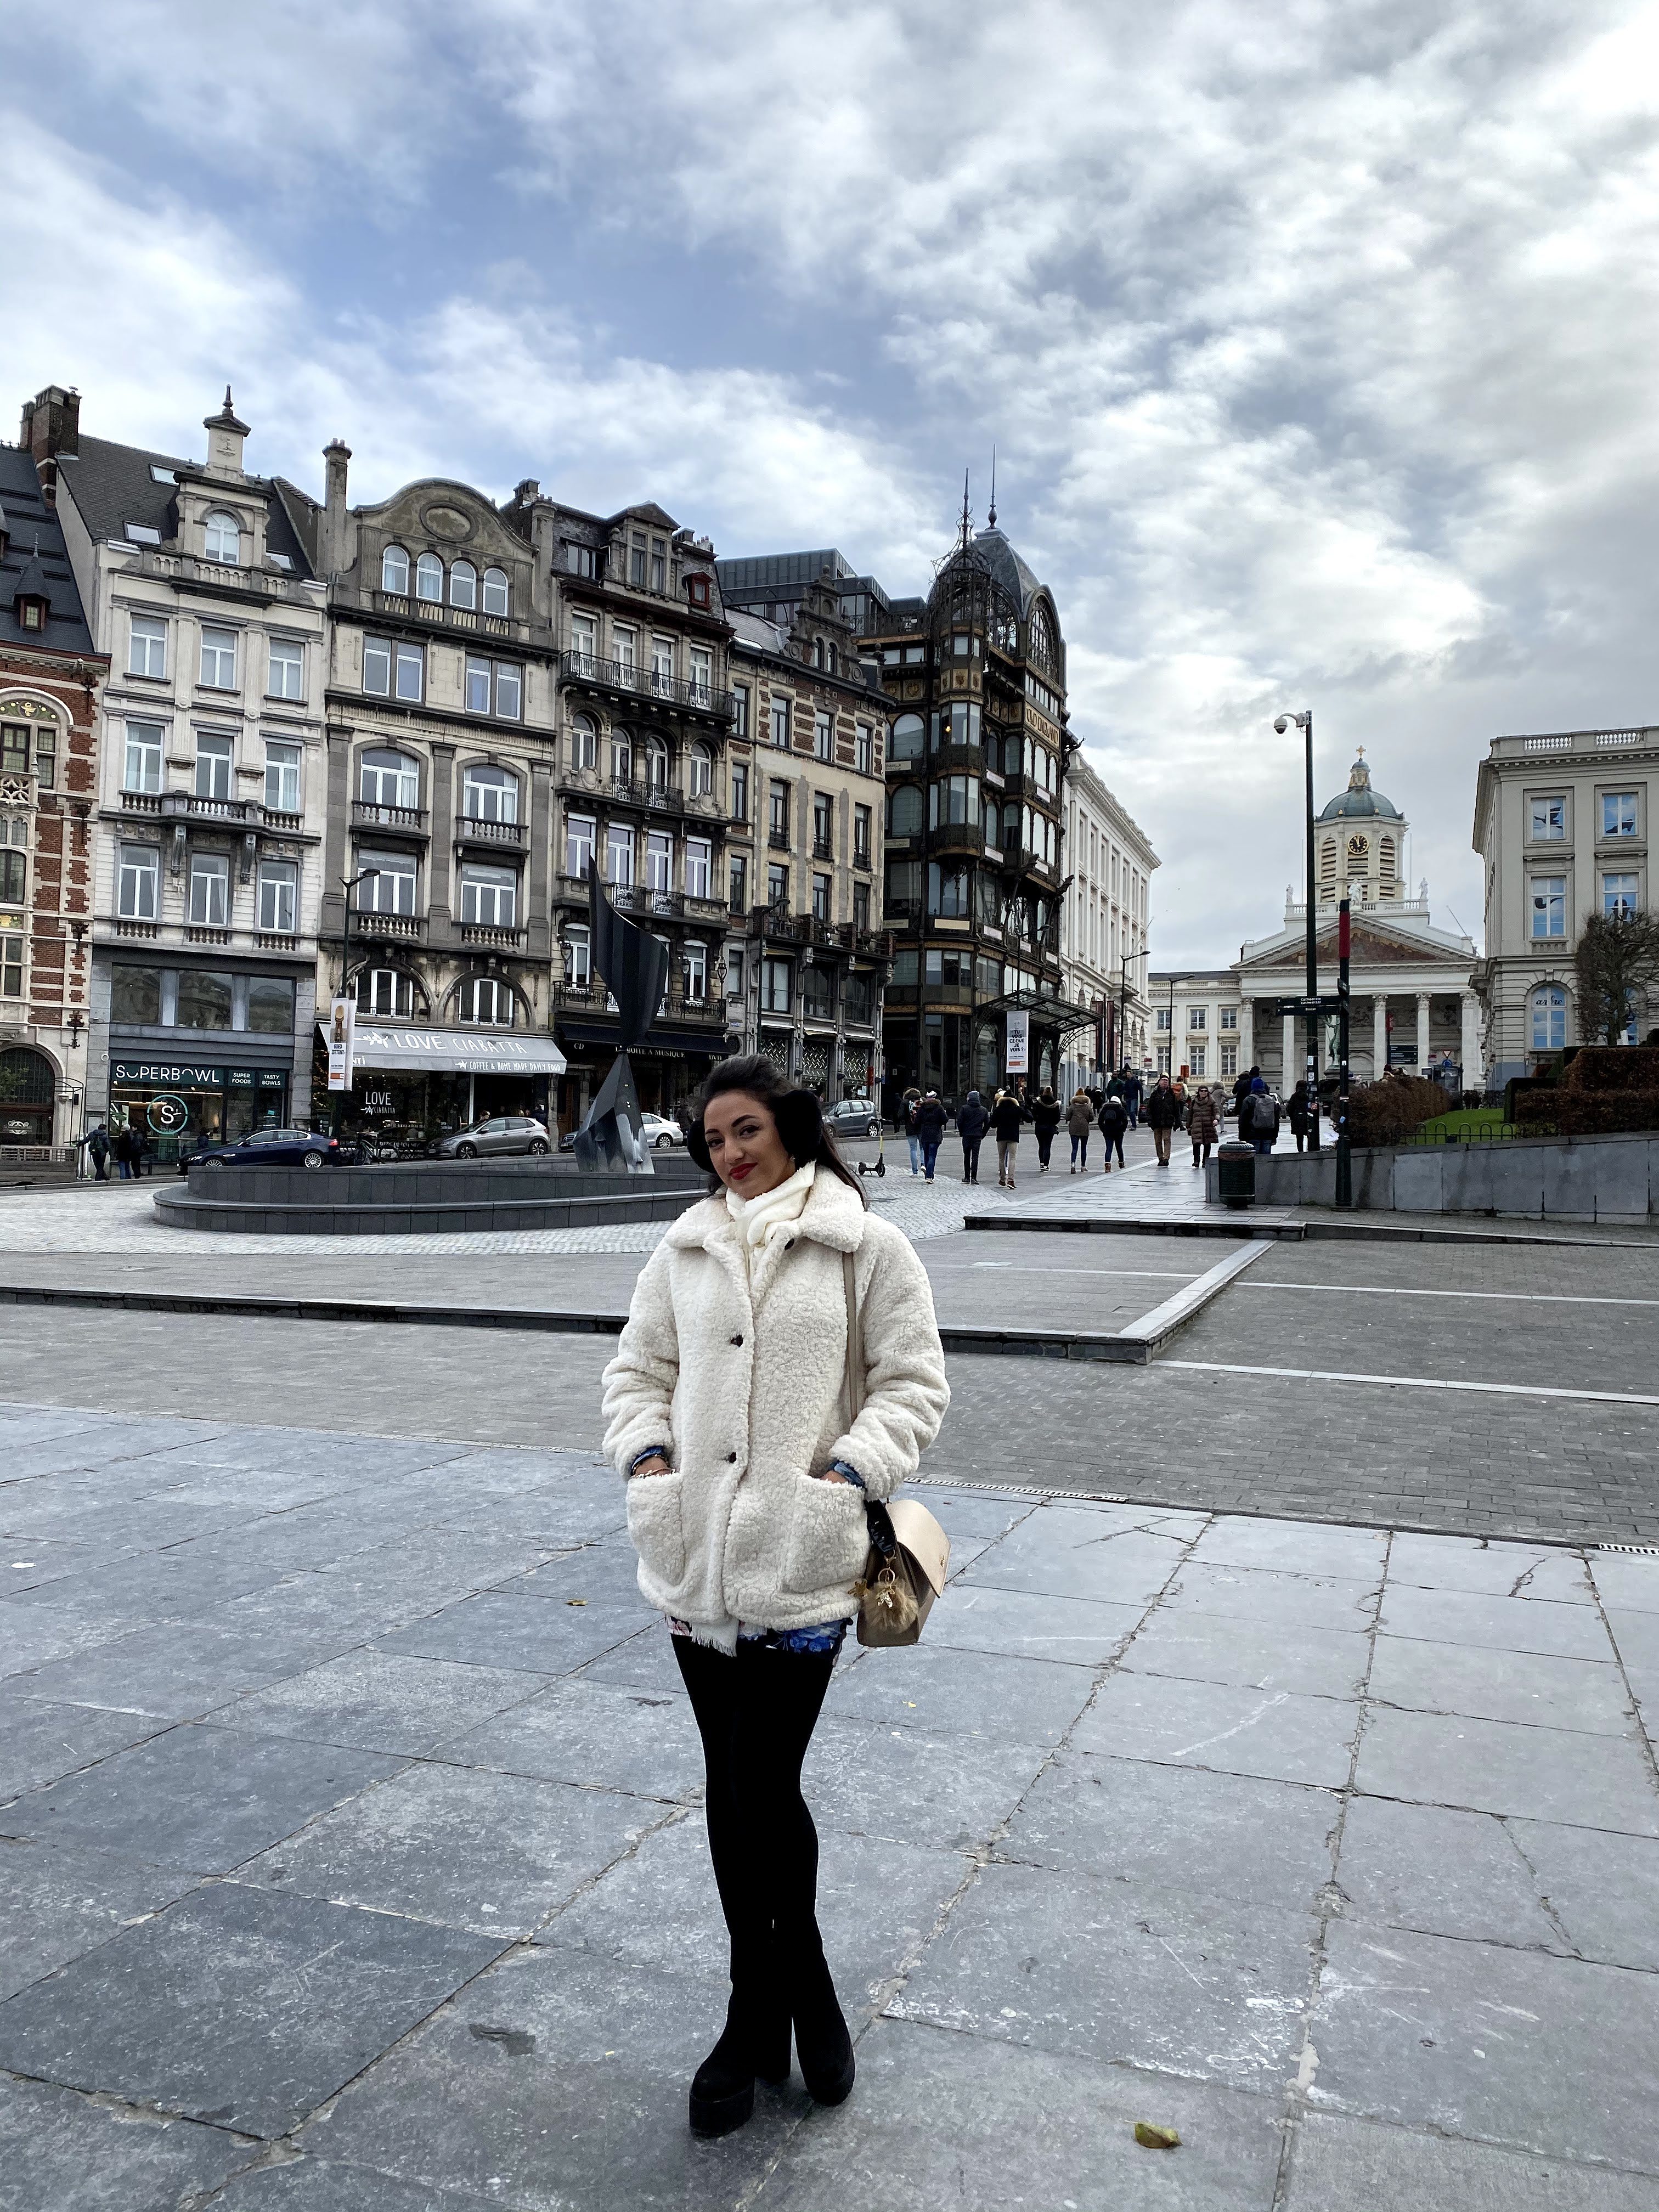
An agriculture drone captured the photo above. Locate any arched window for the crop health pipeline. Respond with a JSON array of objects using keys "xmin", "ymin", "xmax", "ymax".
[
  {"xmin": 1531, "ymin": 984, "xmax": 1567, "ymax": 1053},
  {"xmin": 887, "ymin": 785, "xmax": 923, "ymax": 837},
  {"xmin": 890, "ymin": 713, "xmax": 924, "ymax": 763},
  {"xmin": 1028, "ymin": 601, "xmax": 1058, "ymax": 675},
  {"xmin": 611, "ymin": 730, "xmax": 633, "ymax": 785},
  {"xmin": 415, "ymin": 552, "xmax": 443, "ymax": 602},
  {"xmin": 381, "ymin": 545, "xmax": 410, "ymax": 595},
  {"xmin": 449, "ymin": 560, "xmax": 477, "ymax": 610},
  {"xmin": 351, "ymin": 967, "xmax": 425, "ymax": 1020},
  {"xmin": 570, "ymin": 713, "xmax": 597, "ymax": 771},
  {"xmin": 203, "ymin": 511, "xmax": 241, "ymax": 565},
  {"xmin": 644, "ymin": 735, "xmax": 669, "ymax": 790},
  {"xmin": 482, "ymin": 567, "xmax": 509, "ymax": 616},
  {"xmin": 0, "ymin": 1045, "xmax": 54, "ymax": 1137},
  {"xmin": 462, "ymin": 764, "xmax": 518, "ymax": 823},
  {"xmin": 359, "ymin": 748, "xmax": 420, "ymax": 808},
  {"xmin": 460, "ymin": 975, "xmax": 515, "ymax": 1027},
  {"xmin": 687, "ymin": 742, "xmax": 713, "ymax": 797}
]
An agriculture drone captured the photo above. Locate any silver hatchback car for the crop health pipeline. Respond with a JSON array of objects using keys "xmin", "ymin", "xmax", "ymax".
[{"xmin": 434, "ymin": 1114, "xmax": 552, "ymax": 1160}]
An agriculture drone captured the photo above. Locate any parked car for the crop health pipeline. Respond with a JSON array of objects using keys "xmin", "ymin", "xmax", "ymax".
[
  {"xmin": 192, "ymin": 1128, "xmax": 342, "ymax": 1170},
  {"xmin": 823, "ymin": 1096, "xmax": 882, "ymax": 1139},
  {"xmin": 558, "ymin": 1111, "xmax": 686, "ymax": 1152},
  {"xmin": 433, "ymin": 1115, "xmax": 552, "ymax": 1160}
]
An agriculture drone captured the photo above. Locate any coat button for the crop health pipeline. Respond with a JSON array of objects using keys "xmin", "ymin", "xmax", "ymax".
[
  {"xmin": 731, "ymin": 1333, "xmax": 743, "ymax": 1346},
  {"xmin": 786, "ymin": 1239, "xmax": 795, "ymax": 1249},
  {"xmin": 726, "ymin": 1451, "xmax": 738, "ymax": 1463}
]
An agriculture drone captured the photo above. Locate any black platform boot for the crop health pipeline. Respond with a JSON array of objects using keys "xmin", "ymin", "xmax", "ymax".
[
  {"xmin": 688, "ymin": 1961, "xmax": 791, "ymax": 2138},
  {"xmin": 789, "ymin": 1943, "xmax": 855, "ymax": 2107}
]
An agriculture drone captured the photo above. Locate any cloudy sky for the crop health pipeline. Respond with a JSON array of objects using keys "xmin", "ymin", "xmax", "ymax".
[{"xmin": 5, "ymin": 0, "xmax": 1657, "ymax": 965}]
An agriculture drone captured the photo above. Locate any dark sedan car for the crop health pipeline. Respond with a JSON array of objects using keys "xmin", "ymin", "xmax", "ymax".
[{"xmin": 190, "ymin": 1128, "xmax": 343, "ymax": 1171}]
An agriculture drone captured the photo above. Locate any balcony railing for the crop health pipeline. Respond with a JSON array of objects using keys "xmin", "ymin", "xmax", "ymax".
[
  {"xmin": 352, "ymin": 801, "xmax": 428, "ymax": 836},
  {"xmin": 113, "ymin": 918, "xmax": 159, "ymax": 938},
  {"xmin": 768, "ymin": 826, "xmax": 790, "ymax": 849},
  {"xmin": 883, "ymin": 899, "xmax": 922, "ymax": 925},
  {"xmin": 455, "ymin": 816, "xmax": 528, "ymax": 850},
  {"xmin": 749, "ymin": 905, "xmax": 844, "ymax": 950},
  {"xmin": 118, "ymin": 789, "xmax": 163, "ymax": 814},
  {"xmin": 458, "ymin": 922, "xmax": 527, "ymax": 949},
  {"xmin": 184, "ymin": 924, "xmax": 231, "ymax": 945},
  {"xmin": 560, "ymin": 650, "xmax": 732, "ymax": 720},
  {"xmin": 1495, "ymin": 727, "xmax": 1656, "ymax": 755},
  {"xmin": 837, "ymin": 922, "xmax": 891, "ymax": 956},
  {"xmin": 812, "ymin": 838, "xmax": 834, "ymax": 861},
  {"xmin": 374, "ymin": 590, "xmax": 515, "ymax": 641},
  {"xmin": 553, "ymin": 979, "xmax": 727, "ymax": 1023},
  {"xmin": 560, "ymin": 764, "xmax": 724, "ymax": 822},
  {"xmin": 357, "ymin": 912, "xmax": 425, "ymax": 941}
]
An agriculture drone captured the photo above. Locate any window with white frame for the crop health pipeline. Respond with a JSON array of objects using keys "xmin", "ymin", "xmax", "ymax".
[
  {"xmin": 203, "ymin": 511, "xmax": 241, "ymax": 565},
  {"xmin": 194, "ymin": 732, "xmax": 233, "ymax": 800},
  {"xmin": 1530, "ymin": 794, "xmax": 1566, "ymax": 841},
  {"xmin": 199, "ymin": 626, "xmax": 237, "ymax": 690},
  {"xmin": 683, "ymin": 940, "xmax": 708, "ymax": 1001},
  {"xmin": 266, "ymin": 635, "xmax": 303, "ymax": 700},
  {"xmin": 264, "ymin": 740, "xmax": 301, "ymax": 815},
  {"xmin": 1531, "ymin": 983, "xmax": 1567, "ymax": 1051},
  {"xmin": 1220, "ymin": 1043, "xmax": 1238, "ymax": 1077},
  {"xmin": 1603, "ymin": 792, "xmax": 1639, "ymax": 838},
  {"xmin": 564, "ymin": 923, "xmax": 591, "ymax": 986},
  {"xmin": 415, "ymin": 552, "xmax": 443, "ymax": 602},
  {"xmin": 359, "ymin": 967, "xmax": 416, "ymax": 1018},
  {"xmin": 689, "ymin": 646, "xmax": 712, "ymax": 704},
  {"xmin": 569, "ymin": 612, "xmax": 597, "ymax": 667},
  {"xmin": 1156, "ymin": 1044, "xmax": 1171, "ymax": 1073},
  {"xmin": 687, "ymin": 742, "xmax": 713, "ymax": 797},
  {"xmin": 482, "ymin": 567, "xmax": 509, "ymax": 617},
  {"xmin": 1188, "ymin": 1007, "xmax": 1206, "ymax": 1030},
  {"xmin": 643, "ymin": 735, "xmax": 669, "ymax": 791},
  {"xmin": 459, "ymin": 867, "xmax": 516, "ymax": 927},
  {"xmin": 449, "ymin": 560, "xmax": 477, "ymax": 611},
  {"xmin": 118, "ymin": 843, "xmax": 159, "ymax": 918},
  {"xmin": 565, "ymin": 811, "xmax": 595, "ymax": 878},
  {"xmin": 1155, "ymin": 1007, "xmax": 1172, "ymax": 1031},
  {"xmin": 569, "ymin": 713, "xmax": 597, "ymax": 770},
  {"xmin": 257, "ymin": 860, "xmax": 297, "ymax": 934},
  {"xmin": 128, "ymin": 614, "xmax": 167, "ymax": 679},
  {"xmin": 188, "ymin": 851, "xmax": 230, "ymax": 926},
  {"xmin": 460, "ymin": 974, "xmax": 514, "ymax": 1025},
  {"xmin": 612, "ymin": 625, "xmax": 636, "ymax": 670},
  {"xmin": 123, "ymin": 720, "xmax": 164, "ymax": 794},
  {"xmin": 359, "ymin": 748, "xmax": 419, "ymax": 808},
  {"xmin": 1190, "ymin": 1047, "xmax": 1206, "ymax": 1077},
  {"xmin": 1530, "ymin": 876, "xmax": 1566, "ymax": 938},
  {"xmin": 361, "ymin": 637, "xmax": 424, "ymax": 701},
  {"xmin": 1220, "ymin": 1006, "xmax": 1238, "ymax": 1030},
  {"xmin": 358, "ymin": 851, "xmax": 416, "ymax": 913},
  {"xmin": 610, "ymin": 730, "xmax": 633, "ymax": 784},
  {"xmin": 463, "ymin": 764, "xmax": 518, "ymax": 823},
  {"xmin": 685, "ymin": 836, "xmax": 712, "ymax": 900},
  {"xmin": 606, "ymin": 823, "xmax": 634, "ymax": 885},
  {"xmin": 1603, "ymin": 872, "xmax": 1640, "ymax": 919},
  {"xmin": 381, "ymin": 545, "xmax": 410, "ymax": 594},
  {"xmin": 651, "ymin": 636, "xmax": 675, "ymax": 693},
  {"xmin": 645, "ymin": 829, "xmax": 673, "ymax": 893}
]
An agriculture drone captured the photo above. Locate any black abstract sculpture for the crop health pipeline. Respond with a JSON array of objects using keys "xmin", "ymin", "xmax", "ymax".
[{"xmin": 572, "ymin": 866, "xmax": 670, "ymax": 1175}]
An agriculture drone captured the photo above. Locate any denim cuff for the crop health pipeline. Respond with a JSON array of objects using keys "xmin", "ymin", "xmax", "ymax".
[
  {"xmin": 829, "ymin": 1459, "xmax": 867, "ymax": 1490},
  {"xmin": 629, "ymin": 1444, "xmax": 671, "ymax": 1475}
]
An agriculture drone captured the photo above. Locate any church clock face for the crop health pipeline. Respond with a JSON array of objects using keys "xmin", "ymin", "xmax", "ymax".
[{"xmin": 1347, "ymin": 834, "xmax": 1369, "ymax": 864}]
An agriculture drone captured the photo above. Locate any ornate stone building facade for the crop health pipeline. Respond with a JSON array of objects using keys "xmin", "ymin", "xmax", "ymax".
[
  {"xmin": 35, "ymin": 386, "xmax": 326, "ymax": 1155},
  {"xmin": 1058, "ymin": 751, "xmax": 1156, "ymax": 1092},
  {"xmin": 0, "ymin": 426, "xmax": 105, "ymax": 1152}
]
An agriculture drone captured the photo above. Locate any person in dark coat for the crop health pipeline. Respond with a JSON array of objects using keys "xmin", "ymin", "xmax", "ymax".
[
  {"xmin": 1233, "ymin": 1065, "xmax": 1258, "ymax": 1119},
  {"xmin": 1143, "ymin": 1074, "xmax": 1182, "ymax": 1166},
  {"xmin": 1031, "ymin": 1087, "xmax": 1062, "ymax": 1172},
  {"xmin": 1186, "ymin": 1084, "xmax": 1220, "ymax": 1168},
  {"xmin": 1242, "ymin": 1075, "xmax": 1280, "ymax": 1155},
  {"xmin": 913, "ymin": 1090, "xmax": 949, "ymax": 1182},
  {"xmin": 989, "ymin": 1089, "xmax": 1031, "ymax": 1187},
  {"xmin": 113, "ymin": 1126, "xmax": 137, "ymax": 1180},
  {"xmin": 82, "ymin": 1122, "xmax": 110, "ymax": 1182},
  {"xmin": 957, "ymin": 1089, "xmax": 989, "ymax": 1183},
  {"xmin": 1096, "ymin": 1088, "xmax": 1128, "ymax": 1170},
  {"xmin": 1287, "ymin": 1080, "xmax": 1315, "ymax": 1153},
  {"xmin": 899, "ymin": 1087, "xmax": 922, "ymax": 1174},
  {"xmin": 1123, "ymin": 1070, "xmax": 1143, "ymax": 1127}
]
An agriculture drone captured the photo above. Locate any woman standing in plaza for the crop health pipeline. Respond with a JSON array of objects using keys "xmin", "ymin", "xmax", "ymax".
[
  {"xmin": 1186, "ymin": 1083, "xmax": 1220, "ymax": 1170},
  {"xmin": 602, "ymin": 1054, "xmax": 949, "ymax": 2140}
]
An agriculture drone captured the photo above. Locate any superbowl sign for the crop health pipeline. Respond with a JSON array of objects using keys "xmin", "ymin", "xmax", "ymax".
[{"xmin": 325, "ymin": 995, "xmax": 356, "ymax": 1092}]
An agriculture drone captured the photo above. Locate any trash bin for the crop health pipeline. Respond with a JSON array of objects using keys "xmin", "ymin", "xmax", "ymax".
[{"xmin": 1216, "ymin": 1141, "xmax": 1255, "ymax": 1210}]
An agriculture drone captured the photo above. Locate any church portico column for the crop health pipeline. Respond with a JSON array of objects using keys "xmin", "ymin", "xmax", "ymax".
[
  {"xmin": 1238, "ymin": 998, "xmax": 1254, "ymax": 1073},
  {"xmin": 1416, "ymin": 992, "xmax": 1431, "ymax": 1074},
  {"xmin": 1372, "ymin": 994, "xmax": 1389, "ymax": 1080},
  {"xmin": 1460, "ymin": 990, "xmax": 1482, "ymax": 1098},
  {"xmin": 1282, "ymin": 1009, "xmax": 1296, "ymax": 1090}
]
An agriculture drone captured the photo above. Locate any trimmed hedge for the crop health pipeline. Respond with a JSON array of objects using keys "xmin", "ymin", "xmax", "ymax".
[
  {"xmin": 1516, "ymin": 1090, "xmax": 1659, "ymax": 1135},
  {"xmin": 1563, "ymin": 1046, "xmax": 1659, "ymax": 1093},
  {"xmin": 1345, "ymin": 1075, "xmax": 1451, "ymax": 1147}
]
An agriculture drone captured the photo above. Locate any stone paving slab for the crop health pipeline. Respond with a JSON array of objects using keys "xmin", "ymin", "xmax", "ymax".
[{"xmin": 3, "ymin": 1404, "xmax": 1658, "ymax": 2208}]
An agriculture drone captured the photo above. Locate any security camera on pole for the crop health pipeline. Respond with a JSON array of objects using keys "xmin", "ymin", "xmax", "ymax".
[{"xmin": 1273, "ymin": 710, "xmax": 1319, "ymax": 1150}]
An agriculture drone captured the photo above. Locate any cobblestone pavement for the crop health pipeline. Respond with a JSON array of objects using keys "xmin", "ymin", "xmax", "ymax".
[{"xmin": 3, "ymin": 1400, "xmax": 1657, "ymax": 2209}]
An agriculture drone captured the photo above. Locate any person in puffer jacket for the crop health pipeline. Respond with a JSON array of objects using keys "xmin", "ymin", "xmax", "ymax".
[{"xmin": 957, "ymin": 1088, "xmax": 989, "ymax": 1182}]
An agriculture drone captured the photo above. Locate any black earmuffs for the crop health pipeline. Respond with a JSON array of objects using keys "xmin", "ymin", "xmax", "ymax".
[{"xmin": 687, "ymin": 1088, "xmax": 823, "ymax": 1176}]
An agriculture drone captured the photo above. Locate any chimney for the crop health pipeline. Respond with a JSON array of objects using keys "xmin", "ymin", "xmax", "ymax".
[
  {"xmin": 204, "ymin": 386, "xmax": 250, "ymax": 477},
  {"xmin": 321, "ymin": 439, "xmax": 352, "ymax": 575},
  {"xmin": 19, "ymin": 385, "xmax": 81, "ymax": 506}
]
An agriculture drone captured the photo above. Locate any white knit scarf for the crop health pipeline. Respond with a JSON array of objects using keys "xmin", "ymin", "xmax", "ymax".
[{"xmin": 724, "ymin": 1159, "xmax": 817, "ymax": 1272}]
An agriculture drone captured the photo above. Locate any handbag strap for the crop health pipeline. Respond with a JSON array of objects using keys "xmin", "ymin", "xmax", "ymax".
[{"xmin": 844, "ymin": 1249, "xmax": 894, "ymax": 1556}]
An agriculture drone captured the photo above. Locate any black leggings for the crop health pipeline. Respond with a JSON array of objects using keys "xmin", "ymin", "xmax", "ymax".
[{"xmin": 674, "ymin": 1635, "xmax": 837, "ymax": 1991}]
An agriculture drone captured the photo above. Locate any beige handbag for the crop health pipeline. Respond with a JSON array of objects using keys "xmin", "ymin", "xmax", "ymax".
[{"xmin": 842, "ymin": 1252, "xmax": 950, "ymax": 1645}]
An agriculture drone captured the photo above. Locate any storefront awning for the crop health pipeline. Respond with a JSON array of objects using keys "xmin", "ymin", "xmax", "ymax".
[{"xmin": 319, "ymin": 1023, "xmax": 567, "ymax": 1076}]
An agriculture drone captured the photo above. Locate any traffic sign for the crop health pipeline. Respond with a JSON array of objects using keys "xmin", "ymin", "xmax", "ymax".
[{"xmin": 1275, "ymin": 995, "xmax": 1346, "ymax": 1015}]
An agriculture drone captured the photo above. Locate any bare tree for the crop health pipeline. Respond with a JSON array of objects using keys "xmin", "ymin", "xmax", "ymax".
[{"xmin": 1573, "ymin": 910, "xmax": 1659, "ymax": 1045}]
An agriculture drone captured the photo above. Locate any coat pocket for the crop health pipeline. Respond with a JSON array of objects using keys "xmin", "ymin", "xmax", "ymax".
[
  {"xmin": 782, "ymin": 1472, "xmax": 870, "ymax": 1596},
  {"xmin": 626, "ymin": 1471, "xmax": 688, "ymax": 1588}
]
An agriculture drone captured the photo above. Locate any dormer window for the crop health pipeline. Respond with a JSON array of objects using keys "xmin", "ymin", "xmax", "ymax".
[
  {"xmin": 125, "ymin": 524, "xmax": 161, "ymax": 546},
  {"xmin": 203, "ymin": 511, "xmax": 241, "ymax": 565},
  {"xmin": 18, "ymin": 597, "xmax": 45, "ymax": 633},
  {"xmin": 686, "ymin": 573, "xmax": 710, "ymax": 610}
]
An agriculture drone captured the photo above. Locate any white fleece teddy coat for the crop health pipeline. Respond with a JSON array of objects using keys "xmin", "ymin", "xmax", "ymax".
[{"xmin": 601, "ymin": 1166, "xmax": 950, "ymax": 1633}]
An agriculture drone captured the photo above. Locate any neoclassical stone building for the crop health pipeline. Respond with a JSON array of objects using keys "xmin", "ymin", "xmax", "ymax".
[{"xmin": 1152, "ymin": 754, "xmax": 1482, "ymax": 1094}]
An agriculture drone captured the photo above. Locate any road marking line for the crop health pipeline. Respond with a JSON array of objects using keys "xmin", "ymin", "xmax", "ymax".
[
  {"xmin": 1162, "ymin": 1359, "xmax": 1659, "ymax": 1408},
  {"xmin": 1122, "ymin": 1243, "xmax": 1271, "ymax": 1345},
  {"xmin": 966, "ymin": 1265, "xmax": 1201, "ymax": 1280},
  {"xmin": 1251, "ymin": 1283, "xmax": 1659, "ymax": 1310}
]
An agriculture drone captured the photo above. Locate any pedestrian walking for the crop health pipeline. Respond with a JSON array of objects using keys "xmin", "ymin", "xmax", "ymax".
[
  {"xmin": 1288, "ymin": 1080, "xmax": 1314, "ymax": 1154},
  {"xmin": 914, "ymin": 1088, "xmax": 947, "ymax": 1181},
  {"xmin": 1096, "ymin": 1087, "xmax": 1128, "ymax": 1169},
  {"xmin": 82, "ymin": 1121, "xmax": 111, "ymax": 1182},
  {"xmin": 1064, "ymin": 1087, "xmax": 1093, "ymax": 1171},
  {"xmin": 1124, "ymin": 1069, "xmax": 1143, "ymax": 1128},
  {"xmin": 113, "ymin": 1126, "xmax": 136, "ymax": 1180},
  {"xmin": 1242, "ymin": 1076, "xmax": 1280, "ymax": 1156},
  {"xmin": 602, "ymin": 1053, "xmax": 949, "ymax": 2140},
  {"xmin": 1031, "ymin": 1086, "xmax": 1061, "ymax": 1172},
  {"xmin": 1232, "ymin": 1065, "xmax": 1259, "ymax": 1119},
  {"xmin": 1187, "ymin": 1083, "xmax": 1219, "ymax": 1169},
  {"xmin": 899, "ymin": 1087, "xmax": 922, "ymax": 1176},
  {"xmin": 957, "ymin": 1087, "xmax": 989, "ymax": 1183},
  {"xmin": 1144, "ymin": 1073, "xmax": 1181, "ymax": 1166},
  {"xmin": 989, "ymin": 1087, "xmax": 1031, "ymax": 1187}
]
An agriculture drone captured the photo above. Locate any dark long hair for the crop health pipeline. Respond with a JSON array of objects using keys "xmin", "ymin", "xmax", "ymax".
[{"xmin": 688, "ymin": 1054, "xmax": 866, "ymax": 1205}]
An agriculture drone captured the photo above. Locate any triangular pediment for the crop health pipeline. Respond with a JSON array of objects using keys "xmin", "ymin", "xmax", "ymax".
[{"xmin": 1239, "ymin": 911, "xmax": 1462, "ymax": 971}]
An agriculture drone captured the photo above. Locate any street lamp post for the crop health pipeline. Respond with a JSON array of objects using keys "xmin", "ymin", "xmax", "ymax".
[
  {"xmin": 1273, "ymin": 709, "xmax": 1319, "ymax": 1149},
  {"xmin": 338, "ymin": 867, "xmax": 381, "ymax": 1015},
  {"xmin": 1120, "ymin": 947, "xmax": 1150, "ymax": 1078},
  {"xmin": 1336, "ymin": 891, "xmax": 1353, "ymax": 1207}
]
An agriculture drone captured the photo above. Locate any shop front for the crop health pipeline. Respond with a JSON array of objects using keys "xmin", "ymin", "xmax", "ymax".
[
  {"xmin": 319, "ymin": 1024, "xmax": 567, "ymax": 1152},
  {"xmin": 109, "ymin": 1058, "xmax": 290, "ymax": 1164}
]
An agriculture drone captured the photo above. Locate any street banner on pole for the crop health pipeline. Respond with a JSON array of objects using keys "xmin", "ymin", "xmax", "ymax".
[
  {"xmin": 1006, "ymin": 1008, "xmax": 1029, "ymax": 1075},
  {"xmin": 325, "ymin": 995, "xmax": 356, "ymax": 1092}
]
